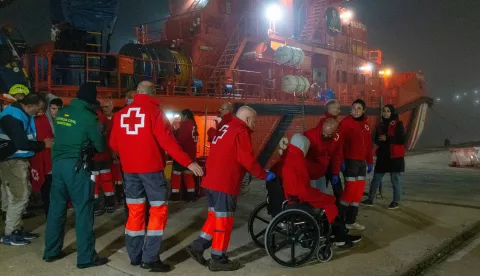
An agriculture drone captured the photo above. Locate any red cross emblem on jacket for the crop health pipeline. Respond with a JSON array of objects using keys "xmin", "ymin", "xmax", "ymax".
[{"xmin": 121, "ymin": 107, "xmax": 145, "ymax": 135}]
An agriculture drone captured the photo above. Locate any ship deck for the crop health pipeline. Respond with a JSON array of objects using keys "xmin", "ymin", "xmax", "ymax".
[{"xmin": 1, "ymin": 150, "xmax": 480, "ymax": 276}]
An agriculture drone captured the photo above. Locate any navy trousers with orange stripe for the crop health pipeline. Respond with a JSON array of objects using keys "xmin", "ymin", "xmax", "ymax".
[
  {"xmin": 339, "ymin": 159, "xmax": 366, "ymax": 224},
  {"xmin": 123, "ymin": 171, "xmax": 168, "ymax": 263},
  {"xmin": 191, "ymin": 189, "xmax": 237, "ymax": 260},
  {"xmin": 170, "ymin": 170, "xmax": 196, "ymax": 201},
  {"xmin": 171, "ymin": 161, "xmax": 196, "ymax": 201}
]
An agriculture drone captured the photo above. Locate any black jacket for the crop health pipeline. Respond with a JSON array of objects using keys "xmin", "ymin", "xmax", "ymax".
[{"xmin": 373, "ymin": 116, "xmax": 405, "ymax": 173}]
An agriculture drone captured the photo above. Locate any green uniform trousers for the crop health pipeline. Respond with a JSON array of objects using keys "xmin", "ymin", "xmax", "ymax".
[{"xmin": 44, "ymin": 158, "xmax": 96, "ymax": 266}]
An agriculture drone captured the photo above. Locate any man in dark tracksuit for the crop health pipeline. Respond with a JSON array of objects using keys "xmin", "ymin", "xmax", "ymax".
[{"xmin": 43, "ymin": 83, "xmax": 109, "ymax": 269}]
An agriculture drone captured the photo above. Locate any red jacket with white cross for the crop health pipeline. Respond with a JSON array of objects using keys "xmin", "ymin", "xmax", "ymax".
[
  {"xmin": 109, "ymin": 94, "xmax": 193, "ymax": 173},
  {"xmin": 201, "ymin": 117, "xmax": 267, "ymax": 196}
]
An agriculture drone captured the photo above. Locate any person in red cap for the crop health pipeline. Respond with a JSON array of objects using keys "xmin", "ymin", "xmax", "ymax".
[
  {"xmin": 110, "ymin": 81, "xmax": 203, "ymax": 272},
  {"xmin": 337, "ymin": 99, "xmax": 373, "ymax": 231},
  {"xmin": 186, "ymin": 105, "xmax": 275, "ymax": 272}
]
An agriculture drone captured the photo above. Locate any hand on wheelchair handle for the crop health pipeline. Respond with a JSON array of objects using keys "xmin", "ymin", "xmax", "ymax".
[
  {"xmin": 265, "ymin": 172, "xmax": 276, "ymax": 181},
  {"xmin": 367, "ymin": 164, "xmax": 373, "ymax": 173},
  {"xmin": 331, "ymin": 175, "xmax": 339, "ymax": 185}
]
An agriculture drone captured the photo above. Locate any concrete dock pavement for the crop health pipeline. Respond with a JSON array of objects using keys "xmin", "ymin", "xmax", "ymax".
[
  {"xmin": 424, "ymin": 232, "xmax": 480, "ymax": 276},
  {"xmin": 1, "ymin": 150, "xmax": 480, "ymax": 276}
]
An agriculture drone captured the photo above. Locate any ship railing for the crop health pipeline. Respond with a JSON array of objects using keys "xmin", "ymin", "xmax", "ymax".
[
  {"xmin": 32, "ymin": 50, "xmax": 275, "ymax": 101},
  {"xmin": 31, "ymin": 49, "xmax": 399, "ymax": 107},
  {"xmin": 196, "ymin": 65, "xmax": 271, "ymax": 100},
  {"xmin": 32, "ymin": 49, "xmax": 197, "ymax": 99}
]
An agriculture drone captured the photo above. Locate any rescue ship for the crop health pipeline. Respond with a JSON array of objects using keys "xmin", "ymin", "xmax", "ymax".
[{"xmin": 0, "ymin": 0, "xmax": 433, "ymax": 168}]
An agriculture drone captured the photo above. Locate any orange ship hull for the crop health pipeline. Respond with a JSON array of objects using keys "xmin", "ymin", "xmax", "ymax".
[{"xmin": 3, "ymin": 0, "xmax": 431, "ymax": 168}]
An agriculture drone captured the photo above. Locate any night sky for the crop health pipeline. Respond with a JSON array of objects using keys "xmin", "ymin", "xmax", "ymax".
[{"xmin": 1, "ymin": 0, "xmax": 479, "ymax": 147}]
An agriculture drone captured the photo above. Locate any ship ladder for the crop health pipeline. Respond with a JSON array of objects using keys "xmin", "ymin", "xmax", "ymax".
[
  {"xmin": 208, "ymin": 14, "xmax": 247, "ymax": 97},
  {"xmin": 86, "ymin": 31, "xmax": 103, "ymax": 84},
  {"xmin": 300, "ymin": 0, "xmax": 328, "ymax": 42}
]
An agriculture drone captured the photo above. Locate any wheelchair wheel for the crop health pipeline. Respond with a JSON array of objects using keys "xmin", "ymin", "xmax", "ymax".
[
  {"xmin": 316, "ymin": 244, "xmax": 333, "ymax": 263},
  {"xmin": 265, "ymin": 209, "xmax": 320, "ymax": 267},
  {"xmin": 248, "ymin": 201, "xmax": 269, "ymax": 248}
]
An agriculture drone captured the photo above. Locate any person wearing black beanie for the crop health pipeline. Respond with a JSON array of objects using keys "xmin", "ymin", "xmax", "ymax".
[
  {"xmin": 43, "ymin": 82, "xmax": 109, "ymax": 268},
  {"xmin": 76, "ymin": 83, "xmax": 98, "ymax": 105}
]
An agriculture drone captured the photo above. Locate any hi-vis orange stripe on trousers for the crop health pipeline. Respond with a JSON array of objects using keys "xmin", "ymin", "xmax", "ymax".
[
  {"xmin": 339, "ymin": 159, "xmax": 367, "ymax": 224},
  {"xmin": 123, "ymin": 171, "xmax": 169, "ymax": 263},
  {"xmin": 190, "ymin": 189, "xmax": 237, "ymax": 256}
]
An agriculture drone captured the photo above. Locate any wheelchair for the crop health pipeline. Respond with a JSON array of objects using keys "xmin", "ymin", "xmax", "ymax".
[{"xmin": 247, "ymin": 178, "xmax": 334, "ymax": 267}]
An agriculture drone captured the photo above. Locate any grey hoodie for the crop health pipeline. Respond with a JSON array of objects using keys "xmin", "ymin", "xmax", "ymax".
[
  {"xmin": 290, "ymin": 133, "xmax": 310, "ymax": 157},
  {"xmin": 45, "ymin": 93, "xmax": 60, "ymax": 133}
]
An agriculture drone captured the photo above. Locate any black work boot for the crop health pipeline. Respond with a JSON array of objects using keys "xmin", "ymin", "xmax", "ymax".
[
  {"xmin": 43, "ymin": 251, "xmax": 67, "ymax": 263},
  {"xmin": 186, "ymin": 244, "xmax": 207, "ymax": 266},
  {"xmin": 94, "ymin": 198, "xmax": 105, "ymax": 216},
  {"xmin": 141, "ymin": 260, "xmax": 171, "ymax": 272},
  {"xmin": 77, "ymin": 256, "xmax": 109, "ymax": 269},
  {"xmin": 104, "ymin": 195, "xmax": 116, "ymax": 213},
  {"xmin": 115, "ymin": 185, "xmax": 124, "ymax": 203},
  {"xmin": 185, "ymin": 192, "xmax": 196, "ymax": 203},
  {"xmin": 337, "ymin": 204, "xmax": 348, "ymax": 222},
  {"xmin": 208, "ymin": 255, "xmax": 240, "ymax": 272}
]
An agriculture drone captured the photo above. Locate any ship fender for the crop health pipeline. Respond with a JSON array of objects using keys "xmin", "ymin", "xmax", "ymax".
[
  {"xmin": 282, "ymin": 75, "xmax": 310, "ymax": 94},
  {"xmin": 274, "ymin": 46, "xmax": 305, "ymax": 67}
]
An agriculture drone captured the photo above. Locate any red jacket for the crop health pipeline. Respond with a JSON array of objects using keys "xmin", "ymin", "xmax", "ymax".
[
  {"xmin": 270, "ymin": 144, "xmax": 337, "ymax": 223},
  {"xmin": 387, "ymin": 120, "xmax": 405, "ymax": 158},
  {"xmin": 339, "ymin": 115, "xmax": 374, "ymax": 164},
  {"xmin": 110, "ymin": 94, "xmax": 193, "ymax": 173},
  {"xmin": 175, "ymin": 119, "xmax": 198, "ymax": 160},
  {"xmin": 29, "ymin": 114, "xmax": 53, "ymax": 192},
  {"xmin": 93, "ymin": 111, "xmax": 112, "ymax": 162},
  {"xmin": 207, "ymin": 113, "xmax": 234, "ymax": 143},
  {"xmin": 202, "ymin": 117, "xmax": 267, "ymax": 196},
  {"xmin": 303, "ymin": 112, "xmax": 343, "ymax": 179}
]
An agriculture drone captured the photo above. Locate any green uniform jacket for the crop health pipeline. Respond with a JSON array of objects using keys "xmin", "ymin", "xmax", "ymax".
[{"xmin": 52, "ymin": 99, "xmax": 106, "ymax": 162}]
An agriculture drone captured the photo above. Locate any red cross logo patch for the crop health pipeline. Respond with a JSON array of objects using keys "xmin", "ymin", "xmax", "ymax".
[
  {"xmin": 121, "ymin": 108, "xmax": 145, "ymax": 135},
  {"xmin": 31, "ymin": 169, "xmax": 39, "ymax": 181}
]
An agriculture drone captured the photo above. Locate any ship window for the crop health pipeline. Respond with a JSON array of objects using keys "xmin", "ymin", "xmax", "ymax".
[
  {"xmin": 342, "ymin": 71, "xmax": 347, "ymax": 82},
  {"xmin": 353, "ymin": 73, "xmax": 359, "ymax": 84},
  {"xmin": 360, "ymin": 74, "xmax": 366, "ymax": 84}
]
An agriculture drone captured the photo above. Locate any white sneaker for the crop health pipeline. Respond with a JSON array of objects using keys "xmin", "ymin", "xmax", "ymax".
[{"xmin": 346, "ymin": 222, "xmax": 366, "ymax": 231}]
